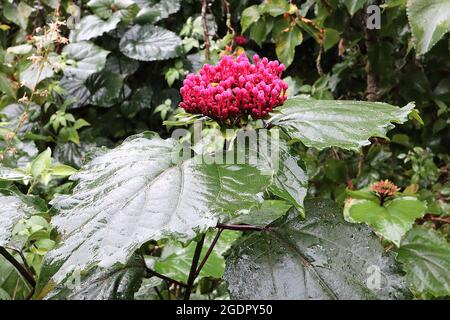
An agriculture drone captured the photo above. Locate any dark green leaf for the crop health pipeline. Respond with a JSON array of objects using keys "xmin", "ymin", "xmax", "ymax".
[
  {"xmin": 396, "ymin": 226, "xmax": 450, "ymax": 297},
  {"xmin": 41, "ymin": 132, "xmax": 270, "ymax": 287},
  {"xmin": 63, "ymin": 42, "xmax": 110, "ymax": 80},
  {"xmin": 224, "ymin": 199, "xmax": 408, "ymax": 299},
  {"xmin": 69, "ymin": 15, "xmax": 120, "ymax": 42},
  {"xmin": 407, "ymin": 0, "xmax": 450, "ymax": 54},
  {"xmin": 119, "ymin": 25, "xmax": 182, "ymax": 61},
  {"xmin": 269, "ymin": 98, "xmax": 415, "ymax": 151},
  {"xmin": 37, "ymin": 253, "xmax": 145, "ymax": 300}
]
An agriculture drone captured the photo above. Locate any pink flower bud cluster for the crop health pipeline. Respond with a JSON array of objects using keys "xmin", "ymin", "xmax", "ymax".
[{"xmin": 179, "ymin": 54, "xmax": 288, "ymax": 122}]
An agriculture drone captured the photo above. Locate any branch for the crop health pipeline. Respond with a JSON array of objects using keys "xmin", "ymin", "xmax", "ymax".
[
  {"xmin": 201, "ymin": 0, "xmax": 211, "ymax": 61},
  {"xmin": 145, "ymin": 268, "xmax": 187, "ymax": 288},
  {"xmin": 194, "ymin": 229, "xmax": 223, "ymax": 278},
  {"xmin": 217, "ymin": 223, "xmax": 270, "ymax": 232},
  {"xmin": 0, "ymin": 246, "xmax": 36, "ymax": 288},
  {"xmin": 184, "ymin": 234, "xmax": 205, "ymax": 300}
]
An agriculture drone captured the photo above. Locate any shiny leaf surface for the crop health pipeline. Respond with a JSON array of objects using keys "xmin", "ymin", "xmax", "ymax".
[
  {"xmin": 42, "ymin": 132, "xmax": 270, "ymax": 285},
  {"xmin": 396, "ymin": 226, "xmax": 450, "ymax": 297},
  {"xmin": 224, "ymin": 199, "xmax": 408, "ymax": 299},
  {"xmin": 119, "ymin": 25, "xmax": 182, "ymax": 61},
  {"xmin": 269, "ymin": 98, "xmax": 415, "ymax": 151},
  {"xmin": 407, "ymin": 0, "xmax": 450, "ymax": 54}
]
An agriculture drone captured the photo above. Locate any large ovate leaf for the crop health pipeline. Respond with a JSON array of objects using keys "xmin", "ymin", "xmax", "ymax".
[
  {"xmin": 63, "ymin": 42, "xmax": 110, "ymax": 80},
  {"xmin": 37, "ymin": 253, "xmax": 145, "ymax": 300},
  {"xmin": 119, "ymin": 25, "xmax": 182, "ymax": 61},
  {"xmin": 88, "ymin": 0, "xmax": 139, "ymax": 22},
  {"xmin": 69, "ymin": 15, "xmax": 120, "ymax": 42},
  {"xmin": 134, "ymin": 0, "xmax": 180, "ymax": 24},
  {"xmin": 269, "ymin": 137, "xmax": 308, "ymax": 216},
  {"xmin": 407, "ymin": 0, "xmax": 450, "ymax": 54},
  {"xmin": 269, "ymin": 98, "xmax": 415, "ymax": 151},
  {"xmin": 246, "ymin": 130, "xmax": 308, "ymax": 216},
  {"xmin": 396, "ymin": 226, "xmax": 450, "ymax": 298},
  {"xmin": 344, "ymin": 196, "xmax": 427, "ymax": 246},
  {"xmin": 41, "ymin": 132, "xmax": 270, "ymax": 286},
  {"xmin": 224, "ymin": 199, "xmax": 408, "ymax": 300}
]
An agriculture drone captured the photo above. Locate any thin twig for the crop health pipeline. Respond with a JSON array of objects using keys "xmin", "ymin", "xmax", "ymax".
[
  {"xmin": 184, "ymin": 234, "xmax": 205, "ymax": 300},
  {"xmin": 0, "ymin": 246, "xmax": 36, "ymax": 288},
  {"xmin": 201, "ymin": 0, "xmax": 211, "ymax": 61},
  {"xmin": 146, "ymin": 268, "xmax": 187, "ymax": 288},
  {"xmin": 194, "ymin": 229, "xmax": 223, "ymax": 278},
  {"xmin": 217, "ymin": 223, "xmax": 270, "ymax": 232},
  {"xmin": 154, "ymin": 286, "xmax": 164, "ymax": 300}
]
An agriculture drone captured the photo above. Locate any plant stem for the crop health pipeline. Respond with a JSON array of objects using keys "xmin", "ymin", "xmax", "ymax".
[
  {"xmin": 184, "ymin": 233, "xmax": 205, "ymax": 300},
  {"xmin": 0, "ymin": 246, "xmax": 36, "ymax": 288},
  {"xmin": 217, "ymin": 223, "xmax": 269, "ymax": 232},
  {"xmin": 146, "ymin": 268, "xmax": 187, "ymax": 288},
  {"xmin": 154, "ymin": 287, "xmax": 164, "ymax": 300},
  {"xmin": 194, "ymin": 229, "xmax": 223, "ymax": 278},
  {"xmin": 201, "ymin": 0, "xmax": 211, "ymax": 61}
]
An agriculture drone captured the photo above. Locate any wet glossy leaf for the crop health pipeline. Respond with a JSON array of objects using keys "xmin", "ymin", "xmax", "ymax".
[
  {"xmin": 0, "ymin": 166, "xmax": 30, "ymax": 182},
  {"xmin": 269, "ymin": 98, "xmax": 415, "ymax": 151},
  {"xmin": 229, "ymin": 200, "xmax": 292, "ymax": 226},
  {"xmin": 224, "ymin": 199, "xmax": 408, "ymax": 299},
  {"xmin": 63, "ymin": 42, "xmax": 110, "ymax": 80},
  {"xmin": 38, "ymin": 253, "xmax": 145, "ymax": 300},
  {"xmin": 407, "ymin": 0, "xmax": 450, "ymax": 54},
  {"xmin": 88, "ymin": 0, "xmax": 139, "ymax": 22},
  {"xmin": 344, "ymin": 197, "xmax": 427, "ymax": 246},
  {"xmin": 20, "ymin": 59, "xmax": 56, "ymax": 89},
  {"xmin": 70, "ymin": 15, "xmax": 121, "ymax": 42},
  {"xmin": 104, "ymin": 54, "xmax": 139, "ymax": 76},
  {"xmin": 396, "ymin": 226, "xmax": 450, "ymax": 297},
  {"xmin": 269, "ymin": 139, "xmax": 308, "ymax": 216},
  {"xmin": 119, "ymin": 25, "xmax": 182, "ymax": 61},
  {"xmin": 247, "ymin": 131, "xmax": 308, "ymax": 216},
  {"xmin": 42, "ymin": 132, "xmax": 270, "ymax": 286},
  {"xmin": 135, "ymin": 0, "xmax": 180, "ymax": 24}
]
